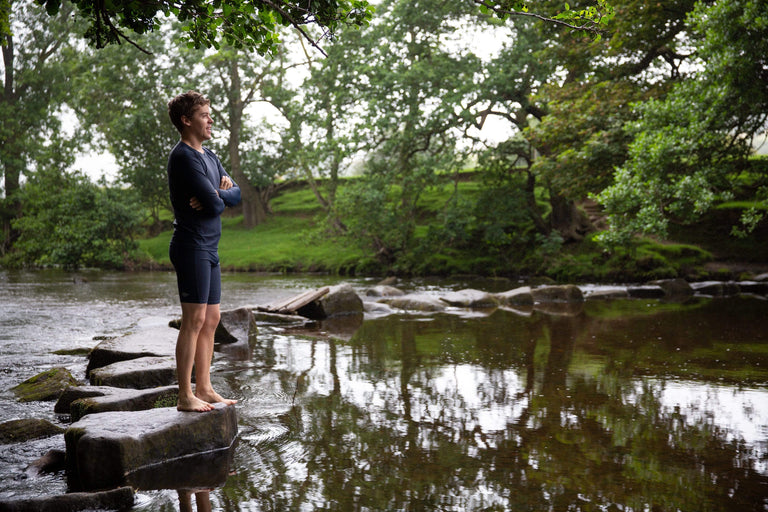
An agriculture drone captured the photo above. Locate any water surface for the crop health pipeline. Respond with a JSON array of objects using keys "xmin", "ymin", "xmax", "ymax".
[{"xmin": 0, "ymin": 270, "xmax": 766, "ymax": 511}]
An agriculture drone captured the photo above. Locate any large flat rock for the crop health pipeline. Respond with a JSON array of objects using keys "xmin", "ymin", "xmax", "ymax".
[
  {"xmin": 65, "ymin": 403, "xmax": 238, "ymax": 491},
  {"xmin": 86, "ymin": 326, "xmax": 177, "ymax": 376},
  {"xmin": 89, "ymin": 356, "xmax": 176, "ymax": 389},
  {"xmin": 55, "ymin": 385, "xmax": 179, "ymax": 421}
]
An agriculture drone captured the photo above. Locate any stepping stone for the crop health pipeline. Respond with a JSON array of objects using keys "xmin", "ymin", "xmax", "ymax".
[
  {"xmin": 86, "ymin": 326, "xmax": 177, "ymax": 376},
  {"xmin": 495, "ymin": 286, "xmax": 534, "ymax": 306},
  {"xmin": 89, "ymin": 356, "xmax": 176, "ymax": 389},
  {"xmin": 65, "ymin": 403, "xmax": 238, "ymax": 491},
  {"xmin": 440, "ymin": 289, "xmax": 499, "ymax": 308},
  {"xmin": 55, "ymin": 385, "xmax": 179, "ymax": 421}
]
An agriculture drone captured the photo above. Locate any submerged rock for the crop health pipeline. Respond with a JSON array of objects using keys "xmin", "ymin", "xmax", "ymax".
[
  {"xmin": 25, "ymin": 449, "xmax": 66, "ymax": 477},
  {"xmin": 65, "ymin": 403, "xmax": 238, "ymax": 491},
  {"xmin": 0, "ymin": 418, "xmax": 64, "ymax": 444},
  {"xmin": 10, "ymin": 367, "xmax": 79, "ymax": 402}
]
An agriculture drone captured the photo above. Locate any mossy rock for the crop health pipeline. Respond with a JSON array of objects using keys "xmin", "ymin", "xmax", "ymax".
[
  {"xmin": 11, "ymin": 367, "xmax": 80, "ymax": 402},
  {"xmin": 0, "ymin": 418, "xmax": 64, "ymax": 443}
]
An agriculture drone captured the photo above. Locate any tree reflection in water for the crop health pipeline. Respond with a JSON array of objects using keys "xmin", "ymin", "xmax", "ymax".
[{"xmin": 220, "ymin": 297, "xmax": 768, "ymax": 511}]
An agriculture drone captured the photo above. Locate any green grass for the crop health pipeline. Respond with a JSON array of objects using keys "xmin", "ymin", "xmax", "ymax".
[{"xmin": 138, "ymin": 187, "xmax": 364, "ymax": 273}]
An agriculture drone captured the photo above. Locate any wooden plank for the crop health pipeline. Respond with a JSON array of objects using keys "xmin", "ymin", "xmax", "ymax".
[{"xmin": 258, "ymin": 287, "xmax": 330, "ymax": 314}]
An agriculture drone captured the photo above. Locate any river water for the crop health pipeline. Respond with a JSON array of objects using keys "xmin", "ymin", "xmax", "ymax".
[{"xmin": 0, "ymin": 270, "xmax": 767, "ymax": 511}]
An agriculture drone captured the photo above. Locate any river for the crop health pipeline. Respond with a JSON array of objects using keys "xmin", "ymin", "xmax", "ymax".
[{"xmin": 1, "ymin": 270, "xmax": 767, "ymax": 511}]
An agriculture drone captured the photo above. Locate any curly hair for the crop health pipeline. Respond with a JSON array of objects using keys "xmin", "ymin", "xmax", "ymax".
[{"xmin": 168, "ymin": 90, "xmax": 210, "ymax": 134}]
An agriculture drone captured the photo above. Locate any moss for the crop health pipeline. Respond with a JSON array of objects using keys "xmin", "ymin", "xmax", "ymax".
[
  {"xmin": 0, "ymin": 418, "xmax": 64, "ymax": 443},
  {"xmin": 11, "ymin": 367, "xmax": 80, "ymax": 402}
]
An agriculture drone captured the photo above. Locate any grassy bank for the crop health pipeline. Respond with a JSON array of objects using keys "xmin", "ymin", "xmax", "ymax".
[
  {"xmin": 138, "ymin": 181, "xmax": 768, "ymax": 281},
  {"xmin": 139, "ymin": 187, "xmax": 365, "ymax": 274}
]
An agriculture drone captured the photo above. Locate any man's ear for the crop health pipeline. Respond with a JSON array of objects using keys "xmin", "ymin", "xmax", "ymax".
[{"xmin": 181, "ymin": 115, "xmax": 192, "ymax": 128}]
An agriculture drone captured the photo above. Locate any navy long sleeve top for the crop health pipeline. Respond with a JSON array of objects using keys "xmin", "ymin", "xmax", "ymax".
[{"xmin": 168, "ymin": 141, "xmax": 241, "ymax": 251}]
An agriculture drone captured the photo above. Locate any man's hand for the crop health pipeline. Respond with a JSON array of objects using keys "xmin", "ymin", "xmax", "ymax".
[
  {"xmin": 220, "ymin": 176, "xmax": 233, "ymax": 190},
  {"xmin": 190, "ymin": 196, "xmax": 203, "ymax": 211}
]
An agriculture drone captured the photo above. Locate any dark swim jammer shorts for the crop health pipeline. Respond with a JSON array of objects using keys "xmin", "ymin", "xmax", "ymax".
[{"xmin": 169, "ymin": 245, "xmax": 221, "ymax": 304}]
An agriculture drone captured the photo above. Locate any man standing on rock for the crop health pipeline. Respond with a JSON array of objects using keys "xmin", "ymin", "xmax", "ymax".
[{"xmin": 167, "ymin": 90, "xmax": 241, "ymax": 412}]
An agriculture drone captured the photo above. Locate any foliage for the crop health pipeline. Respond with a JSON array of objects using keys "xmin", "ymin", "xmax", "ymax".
[
  {"xmin": 595, "ymin": 0, "xmax": 768, "ymax": 245},
  {"xmin": 69, "ymin": 28, "xmax": 191, "ymax": 231},
  {"xmin": 1, "ymin": 0, "xmax": 79, "ymax": 253},
  {"xmin": 475, "ymin": 0, "xmax": 614, "ymax": 37},
  {"xmin": 35, "ymin": 0, "xmax": 374, "ymax": 55},
  {"xmin": 7, "ymin": 163, "xmax": 143, "ymax": 270}
]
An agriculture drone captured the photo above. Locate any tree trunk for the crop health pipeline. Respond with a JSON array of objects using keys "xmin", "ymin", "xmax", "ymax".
[
  {"xmin": 1, "ymin": 35, "xmax": 20, "ymax": 254},
  {"xmin": 549, "ymin": 193, "xmax": 592, "ymax": 242},
  {"xmin": 226, "ymin": 59, "xmax": 269, "ymax": 229}
]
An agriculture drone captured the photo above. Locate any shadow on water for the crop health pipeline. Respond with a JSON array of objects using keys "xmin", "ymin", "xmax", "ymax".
[{"xmin": 2, "ymin": 271, "xmax": 768, "ymax": 511}]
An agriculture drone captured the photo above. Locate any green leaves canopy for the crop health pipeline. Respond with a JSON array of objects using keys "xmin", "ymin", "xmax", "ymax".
[{"xmin": 35, "ymin": 0, "xmax": 375, "ymax": 54}]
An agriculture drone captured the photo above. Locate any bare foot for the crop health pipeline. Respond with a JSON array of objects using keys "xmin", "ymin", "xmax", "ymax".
[
  {"xmin": 195, "ymin": 390, "xmax": 237, "ymax": 406},
  {"xmin": 177, "ymin": 395, "xmax": 215, "ymax": 412}
]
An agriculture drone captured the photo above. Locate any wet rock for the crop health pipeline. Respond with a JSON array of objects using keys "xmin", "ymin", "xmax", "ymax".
[
  {"xmin": 0, "ymin": 418, "xmax": 64, "ymax": 444},
  {"xmin": 440, "ymin": 289, "xmax": 499, "ymax": 308},
  {"xmin": 737, "ymin": 281, "xmax": 768, "ymax": 295},
  {"xmin": 298, "ymin": 284, "xmax": 364, "ymax": 319},
  {"xmin": 530, "ymin": 285, "xmax": 584, "ymax": 303},
  {"xmin": 363, "ymin": 301, "xmax": 396, "ymax": 318},
  {"xmin": 0, "ymin": 486, "xmax": 134, "ymax": 512},
  {"xmin": 10, "ymin": 367, "xmax": 80, "ymax": 402},
  {"xmin": 215, "ymin": 307, "xmax": 258, "ymax": 344},
  {"xmin": 585, "ymin": 287, "xmax": 630, "ymax": 300},
  {"xmin": 89, "ymin": 356, "xmax": 176, "ymax": 389},
  {"xmin": 86, "ymin": 326, "xmax": 177, "ymax": 376},
  {"xmin": 690, "ymin": 281, "xmax": 740, "ymax": 297},
  {"xmin": 65, "ymin": 403, "xmax": 237, "ymax": 491},
  {"xmin": 56, "ymin": 385, "xmax": 179, "ymax": 421},
  {"xmin": 495, "ymin": 286, "xmax": 534, "ymax": 306},
  {"xmin": 365, "ymin": 285, "xmax": 405, "ymax": 298},
  {"xmin": 626, "ymin": 285, "xmax": 666, "ymax": 299},
  {"xmin": 379, "ymin": 293, "xmax": 447, "ymax": 312},
  {"xmin": 651, "ymin": 278, "xmax": 693, "ymax": 298},
  {"xmin": 25, "ymin": 449, "xmax": 66, "ymax": 476}
]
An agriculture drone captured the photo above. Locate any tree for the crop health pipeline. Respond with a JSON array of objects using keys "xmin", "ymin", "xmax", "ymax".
[
  {"xmin": 1, "ymin": 0, "xmax": 77, "ymax": 254},
  {"xmin": 7, "ymin": 142, "xmax": 143, "ymax": 269},
  {"xmin": 70, "ymin": 28, "xmax": 193, "ymax": 233},
  {"xmin": 595, "ymin": 0, "xmax": 768, "ymax": 245},
  {"xmin": 203, "ymin": 42, "xmax": 307, "ymax": 228},
  {"xmin": 518, "ymin": 0, "xmax": 702, "ymax": 242},
  {"xmin": 35, "ymin": 0, "xmax": 375, "ymax": 55}
]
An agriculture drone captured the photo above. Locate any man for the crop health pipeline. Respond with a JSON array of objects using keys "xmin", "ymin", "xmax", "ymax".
[{"xmin": 167, "ymin": 90, "xmax": 241, "ymax": 412}]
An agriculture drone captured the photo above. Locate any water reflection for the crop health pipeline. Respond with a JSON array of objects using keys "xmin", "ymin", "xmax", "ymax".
[
  {"xmin": 221, "ymin": 298, "xmax": 768, "ymax": 511},
  {"xmin": 1, "ymin": 271, "xmax": 767, "ymax": 511}
]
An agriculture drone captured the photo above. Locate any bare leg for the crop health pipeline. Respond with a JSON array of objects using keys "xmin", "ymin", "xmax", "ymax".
[
  {"xmin": 176, "ymin": 302, "xmax": 215, "ymax": 412},
  {"xmin": 193, "ymin": 304, "xmax": 237, "ymax": 406}
]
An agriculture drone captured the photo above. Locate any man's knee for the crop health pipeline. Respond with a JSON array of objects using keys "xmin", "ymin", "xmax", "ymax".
[
  {"xmin": 180, "ymin": 304, "xmax": 208, "ymax": 333},
  {"xmin": 203, "ymin": 309, "xmax": 221, "ymax": 331}
]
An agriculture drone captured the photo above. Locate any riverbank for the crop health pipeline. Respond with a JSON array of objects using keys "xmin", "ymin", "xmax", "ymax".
[{"xmin": 137, "ymin": 186, "xmax": 768, "ymax": 282}]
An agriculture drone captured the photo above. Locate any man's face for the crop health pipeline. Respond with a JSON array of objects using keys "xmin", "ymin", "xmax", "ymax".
[{"xmin": 184, "ymin": 104, "xmax": 213, "ymax": 141}]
